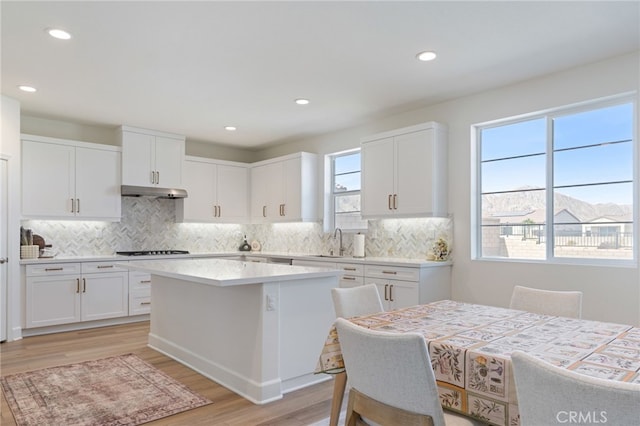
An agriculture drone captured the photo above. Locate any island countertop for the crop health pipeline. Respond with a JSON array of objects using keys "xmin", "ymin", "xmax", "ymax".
[{"xmin": 119, "ymin": 257, "xmax": 343, "ymax": 287}]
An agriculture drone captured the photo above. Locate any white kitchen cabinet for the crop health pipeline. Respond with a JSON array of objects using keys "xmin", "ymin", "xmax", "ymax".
[
  {"xmin": 361, "ymin": 121, "xmax": 447, "ymax": 218},
  {"xmin": 364, "ymin": 263, "xmax": 451, "ymax": 310},
  {"xmin": 21, "ymin": 135, "xmax": 121, "ymax": 220},
  {"xmin": 25, "ymin": 261, "xmax": 128, "ymax": 328},
  {"xmin": 120, "ymin": 126, "xmax": 185, "ymax": 189},
  {"xmin": 291, "ymin": 259, "xmax": 364, "ymax": 288},
  {"xmin": 177, "ymin": 156, "xmax": 249, "ymax": 223},
  {"xmin": 129, "ymin": 270, "xmax": 152, "ymax": 315},
  {"xmin": 250, "ymin": 152, "xmax": 317, "ymax": 222}
]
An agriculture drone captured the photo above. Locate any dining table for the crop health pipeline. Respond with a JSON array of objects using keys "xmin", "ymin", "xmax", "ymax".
[{"xmin": 315, "ymin": 299, "xmax": 640, "ymax": 426}]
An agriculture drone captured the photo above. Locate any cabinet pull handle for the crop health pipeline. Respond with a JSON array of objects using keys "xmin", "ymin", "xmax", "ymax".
[
  {"xmin": 382, "ymin": 270, "xmax": 397, "ymax": 275},
  {"xmin": 213, "ymin": 205, "xmax": 217, "ymax": 217},
  {"xmin": 141, "ymin": 302, "xmax": 151, "ymax": 306},
  {"xmin": 281, "ymin": 204, "xmax": 285, "ymax": 216},
  {"xmin": 218, "ymin": 205, "xmax": 221, "ymax": 217},
  {"xmin": 76, "ymin": 278, "xmax": 80, "ymax": 293},
  {"xmin": 393, "ymin": 194, "xmax": 397, "ymax": 210},
  {"xmin": 76, "ymin": 198, "xmax": 80, "ymax": 213},
  {"xmin": 97, "ymin": 265, "xmax": 114, "ymax": 269},
  {"xmin": 384, "ymin": 284, "xmax": 389, "ymax": 301},
  {"xmin": 342, "ymin": 276, "xmax": 356, "ymax": 281},
  {"xmin": 263, "ymin": 206, "xmax": 267, "ymax": 217},
  {"xmin": 388, "ymin": 194, "xmax": 392, "ymax": 210},
  {"xmin": 151, "ymin": 171, "xmax": 155, "ymax": 184},
  {"xmin": 70, "ymin": 198, "xmax": 75, "ymax": 213},
  {"xmin": 45, "ymin": 267, "xmax": 64, "ymax": 272},
  {"xmin": 82, "ymin": 278, "xmax": 86, "ymax": 293},
  {"xmin": 156, "ymin": 171, "xmax": 160, "ymax": 184},
  {"xmin": 389, "ymin": 284, "xmax": 394, "ymax": 301},
  {"xmin": 140, "ymin": 280, "xmax": 152, "ymax": 284},
  {"xmin": 343, "ymin": 267, "xmax": 356, "ymax": 271}
]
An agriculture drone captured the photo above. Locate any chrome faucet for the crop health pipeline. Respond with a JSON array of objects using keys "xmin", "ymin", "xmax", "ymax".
[{"xmin": 333, "ymin": 227, "xmax": 344, "ymax": 256}]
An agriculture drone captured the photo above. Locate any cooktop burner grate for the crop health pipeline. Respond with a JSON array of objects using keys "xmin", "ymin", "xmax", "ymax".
[{"xmin": 116, "ymin": 250, "xmax": 190, "ymax": 256}]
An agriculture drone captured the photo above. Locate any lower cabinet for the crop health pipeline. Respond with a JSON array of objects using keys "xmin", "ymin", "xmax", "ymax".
[
  {"xmin": 25, "ymin": 261, "xmax": 128, "ymax": 328},
  {"xmin": 129, "ymin": 270, "xmax": 152, "ymax": 315}
]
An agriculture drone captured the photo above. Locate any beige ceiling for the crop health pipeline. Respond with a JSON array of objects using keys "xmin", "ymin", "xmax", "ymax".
[{"xmin": 2, "ymin": 1, "xmax": 639, "ymax": 149}]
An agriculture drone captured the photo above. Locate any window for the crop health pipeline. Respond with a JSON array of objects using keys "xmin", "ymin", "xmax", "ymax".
[
  {"xmin": 329, "ymin": 150, "xmax": 367, "ymax": 231},
  {"xmin": 475, "ymin": 97, "xmax": 635, "ymax": 262}
]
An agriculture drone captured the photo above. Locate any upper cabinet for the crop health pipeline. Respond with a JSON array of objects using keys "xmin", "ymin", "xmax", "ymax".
[
  {"xmin": 119, "ymin": 126, "xmax": 185, "ymax": 189},
  {"xmin": 361, "ymin": 122, "xmax": 448, "ymax": 218},
  {"xmin": 176, "ymin": 156, "xmax": 249, "ymax": 223},
  {"xmin": 21, "ymin": 135, "xmax": 121, "ymax": 221},
  {"xmin": 250, "ymin": 152, "xmax": 318, "ymax": 223}
]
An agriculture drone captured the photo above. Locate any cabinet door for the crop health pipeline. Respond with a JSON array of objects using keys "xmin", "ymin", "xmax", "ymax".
[
  {"xmin": 395, "ymin": 129, "xmax": 435, "ymax": 215},
  {"xmin": 361, "ymin": 137, "xmax": 395, "ymax": 217},
  {"xmin": 251, "ymin": 163, "xmax": 282, "ymax": 220},
  {"xmin": 81, "ymin": 272, "xmax": 129, "ymax": 321},
  {"xmin": 181, "ymin": 160, "xmax": 217, "ymax": 222},
  {"xmin": 22, "ymin": 140, "xmax": 75, "ymax": 217},
  {"xmin": 282, "ymin": 158, "xmax": 301, "ymax": 220},
  {"xmin": 75, "ymin": 147, "xmax": 121, "ymax": 219},
  {"xmin": 154, "ymin": 136, "xmax": 184, "ymax": 188},
  {"xmin": 250, "ymin": 164, "xmax": 270, "ymax": 221},
  {"xmin": 369, "ymin": 279, "xmax": 418, "ymax": 310},
  {"xmin": 216, "ymin": 164, "xmax": 248, "ymax": 221},
  {"xmin": 26, "ymin": 275, "xmax": 81, "ymax": 327},
  {"xmin": 121, "ymin": 131, "xmax": 155, "ymax": 186}
]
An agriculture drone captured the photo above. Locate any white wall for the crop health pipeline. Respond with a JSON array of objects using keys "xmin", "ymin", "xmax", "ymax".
[
  {"xmin": 1, "ymin": 95, "xmax": 22, "ymax": 340},
  {"xmin": 257, "ymin": 51, "xmax": 640, "ymax": 325}
]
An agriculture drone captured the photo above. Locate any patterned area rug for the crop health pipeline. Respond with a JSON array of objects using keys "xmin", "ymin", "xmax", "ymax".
[{"xmin": 1, "ymin": 353, "xmax": 212, "ymax": 426}]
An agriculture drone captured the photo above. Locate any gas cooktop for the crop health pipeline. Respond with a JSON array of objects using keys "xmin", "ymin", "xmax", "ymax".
[{"xmin": 116, "ymin": 250, "xmax": 190, "ymax": 256}]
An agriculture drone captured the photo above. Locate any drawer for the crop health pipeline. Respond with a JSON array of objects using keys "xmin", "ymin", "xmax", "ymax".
[
  {"xmin": 26, "ymin": 263, "xmax": 81, "ymax": 277},
  {"xmin": 129, "ymin": 292, "xmax": 151, "ymax": 315},
  {"xmin": 81, "ymin": 261, "xmax": 129, "ymax": 274},
  {"xmin": 364, "ymin": 264, "xmax": 419, "ymax": 282},
  {"xmin": 335, "ymin": 263, "xmax": 364, "ymax": 276},
  {"xmin": 129, "ymin": 272, "xmax": 152, "ymax": 292},
  {"xmin": 339, "ymin": 275, "xmax": 364, "ymax": 288}
]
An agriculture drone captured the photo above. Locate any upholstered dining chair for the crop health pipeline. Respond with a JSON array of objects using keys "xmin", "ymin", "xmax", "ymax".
[
  {"xmin": 509, "ymin": 285, "xmax": 583, "ymax": 318},
  {"xmin": 335, "ymin": 318, "xmax": 482, "ymax": 426},
  {"xmin": 511, "ymin": 351, "xmax": 640, "ymax": 426},
  {"xmin": 331, "ymin": 284, "xmax": 384, "ymax": 318}
]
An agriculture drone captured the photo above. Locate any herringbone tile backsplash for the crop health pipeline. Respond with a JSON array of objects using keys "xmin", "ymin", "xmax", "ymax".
[{"xmin": 22, "ymin": 198, "xmax": 452, "ymax": 260}]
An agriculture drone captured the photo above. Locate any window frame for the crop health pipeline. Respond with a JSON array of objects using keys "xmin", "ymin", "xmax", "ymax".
[
  {"xmin": 472, "ymin": 93, "xmax": 637, "ymax": 266},
  {"xmin": 325, "ymin": 148, "xmax": 367, "ymax": 233}
]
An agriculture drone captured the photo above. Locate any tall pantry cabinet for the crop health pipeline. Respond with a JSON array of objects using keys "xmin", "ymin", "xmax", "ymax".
[{"xmin": 361, "ymin": 122, "xmax": 448, "ymax": 218}]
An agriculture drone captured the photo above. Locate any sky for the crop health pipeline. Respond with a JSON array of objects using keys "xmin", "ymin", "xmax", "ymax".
[{"xmin": 480, "ymin": 102, "xmax": 634, "ymax": 206}]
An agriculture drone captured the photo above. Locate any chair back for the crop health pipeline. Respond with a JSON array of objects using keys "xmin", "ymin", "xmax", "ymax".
[
  {"xmin": 335, "ymin": 318, "xmax": 447, "ymax": 426},
  {"xmin": 510, "ymin": 285, "xmax": 582, "ymax": 318},
  {"xmin": 331, "ymin": 284, "xmax": 384, "ymax": 318},
  {"xmin": 511, "ymin": 351, "xmax": 640, "ymax": 426}
]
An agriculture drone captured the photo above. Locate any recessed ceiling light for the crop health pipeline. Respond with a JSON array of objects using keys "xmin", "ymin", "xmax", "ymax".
[
  {"xmin": 224, "ymin": 126, "xmax": 237, "ymax": 131},
  {"xmin": 47, "ymin": 28, "xmax": 72, "ymax": 40},
  {"xmin": 416, "ymin": 51, "xmax": 437, "ymax": 62},
  {"xmin": 295, "ymin": 98, "xmax": 310, "ymax": 105},
  {"xmin": 18, "ymin": 85, "xmax": 37, "ymax": 93}
]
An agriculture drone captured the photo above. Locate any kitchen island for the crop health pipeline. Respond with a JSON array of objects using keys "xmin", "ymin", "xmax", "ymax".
[{"xmin": 121, "ymin": 258, "xmax": 342, "ymax": 404}]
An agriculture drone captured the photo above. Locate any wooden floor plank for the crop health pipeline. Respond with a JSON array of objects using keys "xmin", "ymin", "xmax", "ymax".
[{"xmin": 0, "ymin": 322, "xmax": 340, "ymax": 425}]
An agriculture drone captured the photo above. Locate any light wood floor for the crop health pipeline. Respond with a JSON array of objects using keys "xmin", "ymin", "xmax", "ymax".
[{"xmin": 0, "ymin": 321, "xmax": 340, "ymax": 426}]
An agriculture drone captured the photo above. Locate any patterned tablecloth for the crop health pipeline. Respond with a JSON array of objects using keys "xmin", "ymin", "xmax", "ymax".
[{"xmin": 315, "ymin": 300, "xmax": 640, "ymax": 426}]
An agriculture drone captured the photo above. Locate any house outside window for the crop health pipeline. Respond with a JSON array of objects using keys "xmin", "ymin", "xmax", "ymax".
[
  {"xmin": 474, "ymin": 96, "xmax": 635, "ymax": 263},
  {"xmin": 330, "ymin": 150, "xmax": 367, "ymax": 232}
]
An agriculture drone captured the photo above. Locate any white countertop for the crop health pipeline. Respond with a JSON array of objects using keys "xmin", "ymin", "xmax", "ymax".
[
  {"xmin": 118, "ymin": 257, "xmax": 343, "ymax": 287},
  {"xmin": 20, "ymin": 251, "xmax": 451, "ymax": 268}
]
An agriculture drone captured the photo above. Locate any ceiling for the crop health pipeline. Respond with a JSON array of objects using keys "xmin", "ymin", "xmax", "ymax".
[{"xmin": 2, "ymin": 1, "xmax": 639, "ymax": 149}]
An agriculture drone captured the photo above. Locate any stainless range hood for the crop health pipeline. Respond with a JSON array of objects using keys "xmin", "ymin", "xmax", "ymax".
[{"xmin": 121, "ymin": 185, "xmax": 188, "ymax": 199}]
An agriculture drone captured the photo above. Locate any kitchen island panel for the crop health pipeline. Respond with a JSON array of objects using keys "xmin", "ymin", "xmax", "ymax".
[{"xmin": 147, "ymin": 272, "xmax": 335, "ymax": 404}]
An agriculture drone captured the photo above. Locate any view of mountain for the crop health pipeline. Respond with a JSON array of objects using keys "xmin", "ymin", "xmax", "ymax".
[{"xmin": 482, "ymin": 189, "xmax": 632, "ymax": 221}]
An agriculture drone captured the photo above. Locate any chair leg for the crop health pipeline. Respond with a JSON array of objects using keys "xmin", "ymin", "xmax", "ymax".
[
  {"xmin": 345, "ymin": 388, "xmax": 359, "ymax": 426},
  {"xmin": 330, "ymin": 372, "xmax": 347, "ymax": 426}
]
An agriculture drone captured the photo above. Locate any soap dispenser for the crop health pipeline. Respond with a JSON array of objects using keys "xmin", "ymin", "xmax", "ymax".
[{"xmin": 239, "ymin": 235, "xmax": 251, "ymax": 252}]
